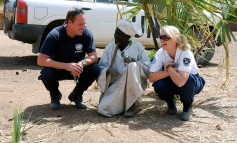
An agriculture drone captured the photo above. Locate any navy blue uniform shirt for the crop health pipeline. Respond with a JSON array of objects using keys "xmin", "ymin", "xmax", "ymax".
[{"xmin": 40, "ymin": 24, "xmax": 96, "ymax": 63}]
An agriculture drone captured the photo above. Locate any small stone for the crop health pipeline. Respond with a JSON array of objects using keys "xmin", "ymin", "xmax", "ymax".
[
  {"xmin": 56, "ymin": 115, "xmax": 62, "ymax": 118},
  {"xmin": 215, "ymin": 124, "xmax": 222, "ymax": 130}
]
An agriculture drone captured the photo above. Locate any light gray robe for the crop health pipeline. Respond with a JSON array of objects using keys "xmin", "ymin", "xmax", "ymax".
[{"xmin": 97, "ymin": 40, "xmax": 151, "ymax": 117}]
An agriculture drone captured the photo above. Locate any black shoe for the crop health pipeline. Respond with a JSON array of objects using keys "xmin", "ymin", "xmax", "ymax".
[
  {"xmin": 166, "ymin": 100, "xmax": 177, "ymax": 115},
  {"xmin": 167, "ymin": 106, "xmax": 177, "ymax": 115},
  {"xmin": 179, "ymin": 108, "xmax": 193, "ymax": 121},
  {"xmin": 49, "ymin": 91, "xmax": 62, "ymax": 110},
  {"xmin": 68, "ymin": 92, "xmax": 87, "ymax": 110},
  {"xmin": 50, "ymin": 101, "xmax": 60, "ymax": 110}
]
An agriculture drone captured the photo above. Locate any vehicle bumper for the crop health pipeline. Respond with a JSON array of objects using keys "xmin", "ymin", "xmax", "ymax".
[{"xmin": 9, "ymin": 24, "xmax": 46, "ymax": 44}]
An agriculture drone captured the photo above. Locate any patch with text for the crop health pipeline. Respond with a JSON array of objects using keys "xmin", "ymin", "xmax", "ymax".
[{"xmin": 183, "ymin": 57, "xmax": 191, "ymax": 66}]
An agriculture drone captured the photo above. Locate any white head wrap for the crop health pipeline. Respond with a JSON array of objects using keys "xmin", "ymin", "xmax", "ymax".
[{"xmin": 117, "ymin": 20, "xmax": 143, "ymax": 37}]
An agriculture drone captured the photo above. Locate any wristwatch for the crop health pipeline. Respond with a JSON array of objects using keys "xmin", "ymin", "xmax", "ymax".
[{"xmin": 81, "ymin": 60, "xmax": 87, "ymax": 66}]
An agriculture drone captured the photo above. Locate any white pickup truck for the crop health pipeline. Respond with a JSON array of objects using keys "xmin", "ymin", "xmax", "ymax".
[
  {"xmin": 3, "ymin": 0, "xmax": 157, "ymax": 53},
  {"xmin": 3, "ymin": 0, "xmax": 221, "ymax": 64}
]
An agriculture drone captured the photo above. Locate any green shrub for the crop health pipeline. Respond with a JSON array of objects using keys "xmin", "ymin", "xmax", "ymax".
[{"xmin": 0, "ymin": 0, "xmax": 3, "ymax": 5}]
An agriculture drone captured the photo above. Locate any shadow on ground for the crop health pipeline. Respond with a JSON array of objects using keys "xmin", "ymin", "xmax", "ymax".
[
  {"xmin": 22, "ymin": 91, "xmax": 189, "ymax": 141},
  {"xmin": 199, "ymin": 61, "xmax": 219, "ymax": 68},
  {"xmin": 0, "ymin": 55, "xmax": 40, "ymax": 70}
]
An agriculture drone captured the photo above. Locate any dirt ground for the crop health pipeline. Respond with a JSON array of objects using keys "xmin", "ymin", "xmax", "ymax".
[{"xmin": 0, "ymin": 30, "xmax": 237, "ymax": 143}]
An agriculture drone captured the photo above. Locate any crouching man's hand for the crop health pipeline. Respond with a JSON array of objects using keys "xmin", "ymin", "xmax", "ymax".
[{"xmin": 123, "ymin": 55, "xmax": 136, "ymax": 64}]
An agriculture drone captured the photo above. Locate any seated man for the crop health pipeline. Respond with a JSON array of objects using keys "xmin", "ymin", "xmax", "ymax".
[
  {"xmin": 97, "ymin": 20, "xmax": 151, "ymax": 117},
  {"xmin": 37, "ymin": 8, "xmax": 100, "ymax": 110}
]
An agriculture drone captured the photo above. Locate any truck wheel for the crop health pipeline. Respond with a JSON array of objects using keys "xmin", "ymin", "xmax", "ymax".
[
  {"xmin": 193, "ymin": 30, "xmax": 215, "ymax": 65},
  {"xmin": 32, "ymin": 36, "xmax": 42, "ymax": 54}
]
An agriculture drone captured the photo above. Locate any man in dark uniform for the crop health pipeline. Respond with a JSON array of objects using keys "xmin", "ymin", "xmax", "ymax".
[{"xmin": 37, "ymin": 8, "xmax": 100, "ymax": 110}]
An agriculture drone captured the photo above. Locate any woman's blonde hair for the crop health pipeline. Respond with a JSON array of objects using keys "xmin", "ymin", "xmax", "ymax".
[{"xmin": 161, "ymin": 25, "xmax": 190, "ymax": 51}]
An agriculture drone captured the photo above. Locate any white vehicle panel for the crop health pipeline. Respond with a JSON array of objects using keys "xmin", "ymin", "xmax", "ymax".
[
  {"xmin": 7, "ymin": 0, "xmax": 156, "ymax": 50},
  {"xmin": 79, "ymin": 1, "xmax": 156, "ymax": 48},
  {"xmin": 80, "ymin": 2, "xmax": 128, "ymax": 46},
  {"xmin": 27, "ymin": 0, "xmax": 78, "ymax": 25}
]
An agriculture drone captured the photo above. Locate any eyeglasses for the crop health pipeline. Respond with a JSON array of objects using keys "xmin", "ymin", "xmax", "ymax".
[{"xmin": 159, "ymin": 35, "xmax": 171, "ymax": 41}]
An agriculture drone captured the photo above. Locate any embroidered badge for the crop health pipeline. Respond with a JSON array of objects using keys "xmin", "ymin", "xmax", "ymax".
[
  {"xmin": 151, "ymin": 57, "xmax": 156, "ymax": 64},
  {"xmin": 75, "ymin": 44, "xmax": 83, "ymax": 50},
  {"xmin": 75, "ymin": 44, "xmax": 83, "ymax": 53},
  {"xmin": 183, "ymin": 57, "xmax": 191, "ymax": 66}
]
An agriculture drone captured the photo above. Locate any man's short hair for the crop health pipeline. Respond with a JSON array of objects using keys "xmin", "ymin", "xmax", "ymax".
[{"xmin": 66, "ymin": 8, "xmax": 84, "ymax": 23}]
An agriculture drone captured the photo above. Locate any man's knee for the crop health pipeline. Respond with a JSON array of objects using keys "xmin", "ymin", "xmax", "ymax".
[
  {"xmin": 127, "ymin": 62, "xmax": 137, "ymax": 68},
  {"xmin": 87, "ymin": 64, "xmax": 101, "ymax": 77},
  {"xmin": 40, "ymin": 68, "xmax": 55, "ymax": 79}
]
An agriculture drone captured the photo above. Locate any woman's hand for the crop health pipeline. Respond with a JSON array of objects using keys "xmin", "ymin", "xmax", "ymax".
[{"xmin": 165, "ymin": 62, "xmax": 176, "ymax": 71}]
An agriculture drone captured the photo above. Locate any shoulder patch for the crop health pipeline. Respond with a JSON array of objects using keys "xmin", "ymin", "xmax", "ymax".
[
  {"xmin": 151, "ymin": 57, "xmax": 156, "ymax": 64},
  {"xmin": 183, "ymin": 57, "xmax": 191, "ymax": 66}
]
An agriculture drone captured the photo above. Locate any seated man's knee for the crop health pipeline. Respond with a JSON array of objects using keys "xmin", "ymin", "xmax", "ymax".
[
  {"xmin": 40, "ymin": 68, "xmax": 55, "ymax": 79},
  {"xmin": 87, "ymin": 64, "xmax": 101, "ymax": 77},
  {"xmin": 94, "ymin": 64, "xmax": 101, "ymax": 75},
  {"xmin": 127, "ymin": 62, "xmax": 137, "ymax": 69},
  {"xmin": 127, "ymin": 62, "xmax": 139, "ymax": 75}
]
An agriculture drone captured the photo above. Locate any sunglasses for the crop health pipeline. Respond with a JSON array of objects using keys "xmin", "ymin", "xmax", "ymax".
[{"xmin": 159, "ymin": 35, "xmax": 171, "ymax": 41}]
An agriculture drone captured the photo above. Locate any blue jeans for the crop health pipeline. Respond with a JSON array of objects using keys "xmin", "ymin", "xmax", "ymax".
[{"xmin": 152, "ymin": 74, "xmax": 205, "ymax": 104}]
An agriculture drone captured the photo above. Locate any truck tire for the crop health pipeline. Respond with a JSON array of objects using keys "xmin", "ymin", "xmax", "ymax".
[
  {"xmin": 193, "ymin": 30, "xmax": 215, "ymax": 65},
  {"xmin": 32, "ymin": 36, "xmax": 42, "ymax": 53}
]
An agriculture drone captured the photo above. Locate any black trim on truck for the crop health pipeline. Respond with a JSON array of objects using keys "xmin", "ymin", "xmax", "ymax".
[{"xmin": 10, "ymin": 24, "xmax": 46, "ymax": 44}]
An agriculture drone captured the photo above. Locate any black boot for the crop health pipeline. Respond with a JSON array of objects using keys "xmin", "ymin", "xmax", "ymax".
[
  {"xmin": 49, "ymin": 90, "xmax": 62, "ymax": 110},
  {"xmin": 166, "ymin": 100, "xmax": 177, "ymax": 115},
  {"xmin": 68, "ymin": 92, "xmax": 87, "ymax": 109},
  {"xmin": 179, "ymin": 103, "xmax": 193, "ymax": 121}
]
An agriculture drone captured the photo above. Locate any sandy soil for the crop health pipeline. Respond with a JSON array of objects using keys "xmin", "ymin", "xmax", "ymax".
[{"xmin": 0, "ymin": 30, "xmax": 237, "ymax": 143}]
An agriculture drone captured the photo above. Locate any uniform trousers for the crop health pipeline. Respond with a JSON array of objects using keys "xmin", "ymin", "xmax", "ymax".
[
  {"xmin": 39, "ymin": 63, "xmax": 100, "ymax": 101},
  {"xmin": 152, "ymin": 74, "xmax": 205, "ymax": 104}
]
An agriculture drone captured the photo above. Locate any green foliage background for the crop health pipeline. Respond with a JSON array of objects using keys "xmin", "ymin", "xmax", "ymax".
[
  {"xmin": 0, "ymin": 0, "xmax": 3, "ymax": 11},
  {"xmin": 117, "ymin": 0, "xmax": 237, "ymax": 82}
]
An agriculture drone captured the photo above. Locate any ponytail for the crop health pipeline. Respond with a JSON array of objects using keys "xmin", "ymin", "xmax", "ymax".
[
  {"xmin": 162, "ymin": 25, "xmax": 190, "ymax": 51},
  {"xmin": 177, "ymin": 34, "xmax": 189, "ymax": 51}
]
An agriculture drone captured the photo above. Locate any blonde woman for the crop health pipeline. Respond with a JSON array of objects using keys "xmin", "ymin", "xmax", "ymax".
[{"xmin": 149, "ymin": 25, "xmax": 205, "ymax": 121}]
